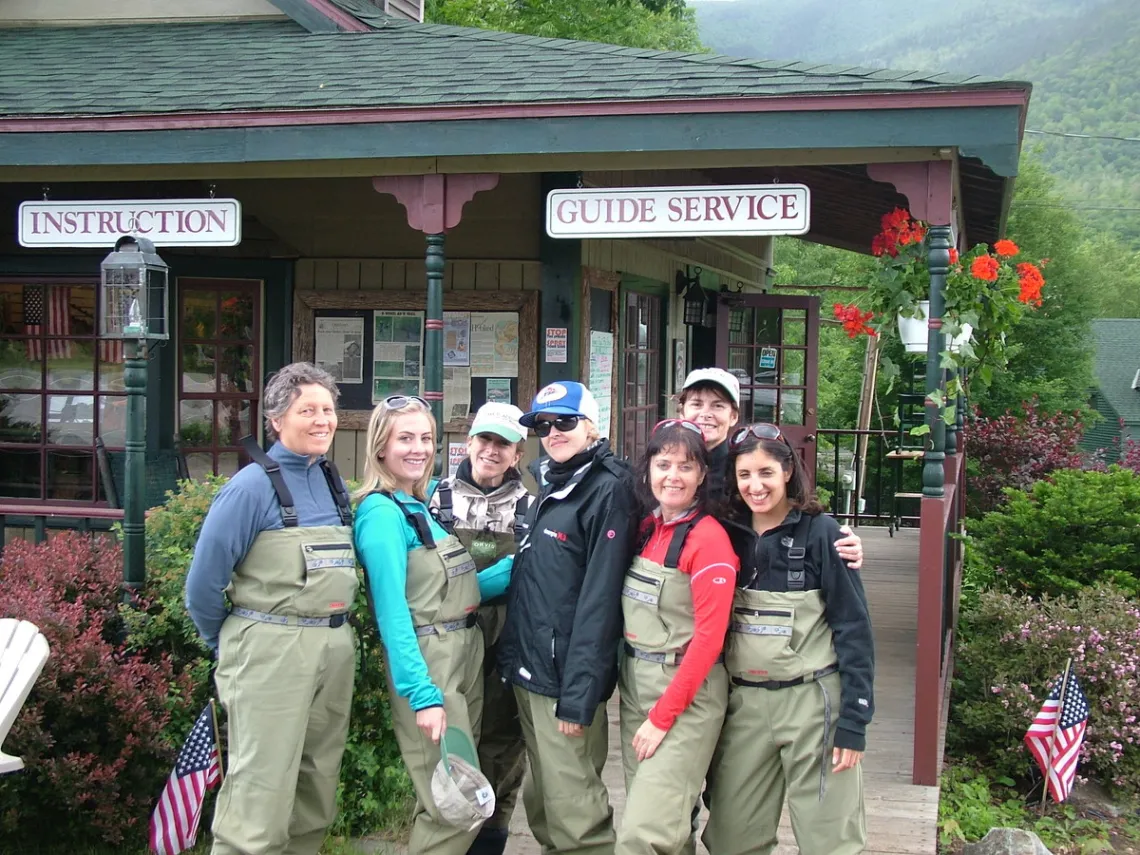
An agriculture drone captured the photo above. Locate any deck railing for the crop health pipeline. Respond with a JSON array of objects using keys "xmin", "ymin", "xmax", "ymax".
[
  {"xmin": 815, "ymin": 428, "xmax": 921, "ymax": 529},
  {"xmin": 0, "ymin": 502, "xmax": 124, "ymax": 548}
]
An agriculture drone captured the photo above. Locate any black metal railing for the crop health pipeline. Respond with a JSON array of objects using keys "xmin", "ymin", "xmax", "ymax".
[{"xmin": 815, "ymin": 428, "xmax": 922, "ymax": 529}]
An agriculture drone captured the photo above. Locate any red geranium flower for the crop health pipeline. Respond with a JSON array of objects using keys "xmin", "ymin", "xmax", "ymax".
[
  {"xmin": 970, "ymin": 254, "xmax": 1000, "ymax": 282},
  {"xmin": 832, "ymin": 303, "xmax": 876, "ymax": 338},
  {"xmin": 949, "ymin": 248, "xmax": 960, "ymax": 265},
  {"xmin": 993, "ymin": 239, "xmax": 1020, "ymax": 257},
  {"xmin": 1016, "ymin": 262, "xmax": 1045, "ymax": 305}
]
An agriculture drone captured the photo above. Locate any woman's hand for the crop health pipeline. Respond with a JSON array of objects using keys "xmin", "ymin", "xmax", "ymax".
[
  {"xmin": 416, "ymin": 706, "xmax": 447, "ymax": 743},
  {"xmin": 631, "ymin": 719, "xmax": 668, "ymax": 762},
  {"xmin": 835, "ymin": 526, "xmax": 864, "ymax": 570},
  {"xmin": 832, "ymin": 747, "xmax": 864, "ymax": 772},
  {"xmin": 558, "ymin": 720, "xmax": 585, "ymax": 738}
]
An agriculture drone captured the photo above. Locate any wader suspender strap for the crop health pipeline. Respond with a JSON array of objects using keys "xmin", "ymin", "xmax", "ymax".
[
  {"xmin": 663, "ymin": 513, "xmax": 705, "ymax": 569},
  {"xmin": 240, "ymin": 435, "xmax": 298, "ymax": 527},
  {"xmin": 378, "ymin": 491, "xmax": 438, "ymax": 550},
  {"xmin": 513, "ymin": 494, "xmax": 532, "ymax": 546},
  {"xmin": 320, "ymin": 459, "xmax": 353, "ymax": 526},
  {"xmin": 432, "ymin": 481, "xmax": 456, "ymax": 533},
  {"xmin": 787, "ymin": 513, "xmax": 811, "ymax": 591}
]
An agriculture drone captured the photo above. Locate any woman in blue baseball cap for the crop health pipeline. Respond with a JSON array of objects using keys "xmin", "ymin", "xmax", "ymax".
[{"xmin": 495, "ymin": 381, "xmax": 639, "ymax": 854}]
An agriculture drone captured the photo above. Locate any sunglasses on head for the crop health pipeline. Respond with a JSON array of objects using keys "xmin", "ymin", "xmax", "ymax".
[
  {"xmin": 382, "ymin": 394, "xmax": 429, "ymax": 410},
  {"xmin": 652, "ymin": 418, "xmax": 704, "ymax": 438},
  {"xmin": 533, "ymin": 415, "xmax": 581, "ymax": 437},
  {"xmin": 729, "ymin": 423, "xmax": 785, "ymax": 449}
]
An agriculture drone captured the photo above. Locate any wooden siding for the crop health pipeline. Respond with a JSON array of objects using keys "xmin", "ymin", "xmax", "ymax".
[
  {"xmin": 293, "ymin": 257, "xmax": 542, "ymax": 482},
  {"xmin": 583, "ymin": 237, "xmax": 766, "ymax": 290},
  {"xmin": 382, "ymin": 0, "xmax": 422, "ymax": 22},
  {"xmin": 0, "ymin": 0, "xmax": 285, "ymax": 26}
]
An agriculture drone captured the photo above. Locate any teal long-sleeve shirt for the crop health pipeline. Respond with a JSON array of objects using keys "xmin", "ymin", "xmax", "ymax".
[{"xmin": 354, "ymin": 487, "xmax": 513, "ymax": 711}]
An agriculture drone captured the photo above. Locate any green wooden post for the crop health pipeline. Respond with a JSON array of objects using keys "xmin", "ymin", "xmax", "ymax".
[
  {"xmin": 122, "ymin": 339, "xmax": 147, "ymax": 600},
  {"xmin": 922, "ymin": 226, "xmax": 950, "ymax": 497},
  {"xmin": 424, "ymin": 233, "xmax": 445, "ymax": 476}
]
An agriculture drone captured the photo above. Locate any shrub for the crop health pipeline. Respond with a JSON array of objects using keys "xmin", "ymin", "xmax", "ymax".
[
  {"xmin": 950, "ymin": 586, "xmax": 1140, "ymax": 794},
  {"xmin": 966, "ymin": 467, "xmax": 1140, "ymax": 599},
  {"xmin": 963, "ymin": 401, "xmax": 1101, "ymax": 517},
  {"xmin": 0, "ymin": 532, "xmax": 193, "ymax": 847}
]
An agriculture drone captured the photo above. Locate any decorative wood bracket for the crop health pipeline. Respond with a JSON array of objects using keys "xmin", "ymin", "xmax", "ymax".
[
  {"xmin": 866, "ymin": 161, "xmax": 954, "ymax": 226},
  {"xmin": 373, "ymin": 173, "xmax": 500, "ymax": 234}
]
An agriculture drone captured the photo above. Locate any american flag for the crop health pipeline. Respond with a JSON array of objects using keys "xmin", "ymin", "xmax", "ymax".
[
  {"xmin": 23, "ymin": 284, "xmax": 123, "ymax": 364},
  {"xmin": 1024, "ymin": 668, "xmax": 1089, "ymax": 803},
  {"xmin": 149, "ymin": 701, "xmax": 222, "ymax": 855}
]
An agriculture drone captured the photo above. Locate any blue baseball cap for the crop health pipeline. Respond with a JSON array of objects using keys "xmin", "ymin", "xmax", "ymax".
[{"xmin": 520, "ymin": 381, "xmax": 600, "ymax": 428}]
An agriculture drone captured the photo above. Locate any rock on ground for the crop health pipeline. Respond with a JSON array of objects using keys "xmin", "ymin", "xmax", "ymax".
[{"xmin": 962, "ymin": 827, "xmax": 1053, "ymax": 855}]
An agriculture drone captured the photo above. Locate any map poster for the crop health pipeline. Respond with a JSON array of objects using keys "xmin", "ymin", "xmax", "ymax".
[
  {"xmin": 372, "ymin": 310, "xmax": 423, "ymax": 403},
  {"xmin": 470, "ymin": 312, "xmax": 519, "ymax": 377}
]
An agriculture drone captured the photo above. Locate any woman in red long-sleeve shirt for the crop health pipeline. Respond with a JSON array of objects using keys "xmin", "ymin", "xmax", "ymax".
[{"xmin": 615, "ymin": 419, "xmax": 739, "ymax": 855}]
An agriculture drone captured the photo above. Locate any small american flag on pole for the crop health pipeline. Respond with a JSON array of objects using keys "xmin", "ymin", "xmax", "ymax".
[
  {"xmin": 149, "ymin": 701, "xmax": 222, "ymax": 855},
  {"xmin": 1024, "ymin": 663, "xmax": 1089, "ymax": 803}
]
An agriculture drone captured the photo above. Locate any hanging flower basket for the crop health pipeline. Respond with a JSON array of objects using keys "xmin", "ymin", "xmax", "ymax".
[{"xmin": 897, "ymin": 301, "xmax": 974, "ymax": 354}]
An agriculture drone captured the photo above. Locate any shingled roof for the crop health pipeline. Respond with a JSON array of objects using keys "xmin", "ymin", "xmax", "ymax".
[
  {"xmin": 0, "ymin": 17, "xmax": 1017, "ymax": 118},
  {"xmin": 1091, "ymin": 319, "xmax": 1140, "ymax": 426}
]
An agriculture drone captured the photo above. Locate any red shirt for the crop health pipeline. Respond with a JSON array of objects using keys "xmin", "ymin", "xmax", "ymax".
[{"xmin": 636, "ymin": 508, "xmax": 738, "ymax": 731}]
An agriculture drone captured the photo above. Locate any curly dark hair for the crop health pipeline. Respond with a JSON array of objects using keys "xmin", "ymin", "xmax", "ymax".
[
  {"xmin": 725, "ymin": 430, "xmax": 824, "ymax": 522},
  {"xmin": 633, "ymin": 422, "xmax": 713, "ymax": 517}
]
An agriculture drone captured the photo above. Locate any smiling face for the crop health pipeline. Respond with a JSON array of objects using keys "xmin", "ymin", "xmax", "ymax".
[
  {"xmin": 380, "ymin": 411, "xmax": 434, "ymax": 493},
  {"xmin": 467, "ymin": 432, "xmax": 522, "ymax": 488},
  {"xmin": 680, "ymin": 386, "xmax": 740, "ymax": 450},
  {"xmin": 649, "ymin": 444, "xmax": 705, "ymax": 521},
  {"xmin": 270, "ymin": 383, "xmax": 337, "ymax": 460},
  {"xmin": 735, "ymin": 446, "xmax": 792, "ymax": 522},
  {"xmin": 537, "ymin": 414, "xmax": 592, "ymax": 463}
]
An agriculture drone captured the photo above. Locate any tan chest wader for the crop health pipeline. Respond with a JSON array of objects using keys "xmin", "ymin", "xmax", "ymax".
[
  {"xmin": 703, "ymin": 516, "xmax": 866, "ymax": 855},
  {"xmin": 371, "ymin": 490, "xmax": 486, "ymax": 855},
  {"xmin": 442, "ymin": 486, "xmax": 531, "ymax": 845},
  {"xmin": 211, "ymin": 438, "xmax": 357, "ymax": 855},
  {"xmin": 615, "ymin": 515, "xmax": 729, "ymax": 855}
]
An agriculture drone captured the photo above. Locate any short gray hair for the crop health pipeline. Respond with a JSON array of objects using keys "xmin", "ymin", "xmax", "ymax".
[{"xmin": 263, "ymin": 362, "xmax": 340, "ymax": 439}]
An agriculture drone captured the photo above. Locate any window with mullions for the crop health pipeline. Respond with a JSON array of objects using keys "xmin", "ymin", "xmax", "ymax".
[{"xmin": 0, "ymin": 281, "xmax": 126, "ymax": 502}]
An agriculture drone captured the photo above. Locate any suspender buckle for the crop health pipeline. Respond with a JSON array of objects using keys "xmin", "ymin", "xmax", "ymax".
[{"xmin": 787, "ymin": 547, "xmax": 806, "ymax": 560}]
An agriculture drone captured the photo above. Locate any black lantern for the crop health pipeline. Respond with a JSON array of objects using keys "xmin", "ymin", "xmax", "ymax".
[
  {"xmin": 725, "ymin": 283, "xmax": 747, "ymax": 334},
  {"xmin": 676, "ymin": 267, "xmax": 707, "ymax": 327},
  {"xmin": 100, "ymin": 235, "xmax": 169, "ymax": 340}
]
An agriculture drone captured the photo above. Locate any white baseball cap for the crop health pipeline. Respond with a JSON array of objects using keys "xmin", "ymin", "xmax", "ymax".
[
  {"xmin": 681, "ymin": 368, "xmax": 741, "ymax": 407},
  {"xmin": 468, "ymin": 402, "xmax": 525, "ymax": 443}
]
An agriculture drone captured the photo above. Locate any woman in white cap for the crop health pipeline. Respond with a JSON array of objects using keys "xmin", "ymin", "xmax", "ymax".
[
  {"xmin": 430, "ymin": 402, "xmax": 533, "ymax": 855},
  {"xmin": 495, "ymin": 380, "xmax": 639, "ymax": 855}
]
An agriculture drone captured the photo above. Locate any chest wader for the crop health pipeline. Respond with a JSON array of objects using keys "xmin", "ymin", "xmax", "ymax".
[
  {"xmin": 375, "ymin": 491, "xmax": 487, "ymax": 855},
  {"xmin": 703, "ymin": 516, "xmax": 866, "ymax": 855},
  {"xmin": 211, "ymin": 439, "xmax": 357, "ymax": 855},
  {"xmin": 615, "ymin": 516, "xmax": 730, "ymax": 855}
]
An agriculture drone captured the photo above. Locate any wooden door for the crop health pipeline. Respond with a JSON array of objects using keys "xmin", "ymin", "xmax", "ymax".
[
  {"xmin": 716, "ymin": 295, "xmax": 820, "ymax": 480},
  {"xmin": 619, "ymin": 290, "xmax": 663, "ymax": 462}
]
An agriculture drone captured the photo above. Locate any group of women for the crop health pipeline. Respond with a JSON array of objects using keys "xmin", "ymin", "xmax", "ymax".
[{"xmin": 185, "ymin": 362, "xmax": 874, "ymax": 855}]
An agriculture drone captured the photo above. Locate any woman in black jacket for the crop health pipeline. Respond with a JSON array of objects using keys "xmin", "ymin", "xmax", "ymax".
[{"xmin": 496, "ymin": 381, "xmax": 638, "ymax": 855}]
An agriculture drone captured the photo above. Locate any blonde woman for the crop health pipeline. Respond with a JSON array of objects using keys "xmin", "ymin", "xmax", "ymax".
[{"xmin": 353, "ymin": 395, "xmax": 512, "ymax": 855}]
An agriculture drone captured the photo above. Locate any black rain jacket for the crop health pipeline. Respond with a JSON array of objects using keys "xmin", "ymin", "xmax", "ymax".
[{"xmin": 496, "ymin": 440, "xmax": 638, "ymax": 726}]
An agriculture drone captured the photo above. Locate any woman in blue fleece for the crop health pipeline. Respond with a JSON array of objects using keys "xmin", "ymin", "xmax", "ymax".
[
  {"xmin": 185, "ymin": 362, "xmax": 357, "ymax": 855},
  {"xmin": 353, "ymin": 395, "xmax": 512, "ymax": 855}
]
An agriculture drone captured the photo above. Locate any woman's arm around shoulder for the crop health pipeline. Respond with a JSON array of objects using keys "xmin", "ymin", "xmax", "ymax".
[{"xmin": 354, "ymin": 492, "xmax": 444, "ymax": 711}]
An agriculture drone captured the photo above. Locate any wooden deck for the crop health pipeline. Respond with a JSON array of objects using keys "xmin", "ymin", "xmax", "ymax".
[{"xmin": 503, "ymin": 526, "xmax": 940, "ymax": 855}]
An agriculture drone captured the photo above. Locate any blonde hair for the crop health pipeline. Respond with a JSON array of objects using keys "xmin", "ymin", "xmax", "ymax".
[
  {"xmin": 585, "ymin": 421, "xmax": 601, "ymax": 443},
  {"xmin": 353, "ymin": 398, "xmax": 437, "ymax": 503}
]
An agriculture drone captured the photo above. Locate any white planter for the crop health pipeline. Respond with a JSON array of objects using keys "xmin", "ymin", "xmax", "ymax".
[{"xmin": 897, "ymin": 300, "xmax": 972, "ymax": 354}]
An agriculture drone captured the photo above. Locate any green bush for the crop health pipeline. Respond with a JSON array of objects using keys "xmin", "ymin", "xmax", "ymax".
[
  {"xmin": 126, "ymin": 475, "xmax": 413, "ymax": 837},
  {"xmin": 950, "ymin": 585, "xmax": 1140, "ymax": 793},
  {"xmin": 965, "ymin": 467, "xmax": 1140, "ymax": 599}
]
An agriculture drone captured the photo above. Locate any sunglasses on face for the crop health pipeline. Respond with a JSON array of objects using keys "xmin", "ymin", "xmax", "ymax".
[
  {"xmin": 382, "ymin": 394, "xmax": 429, "ymax": 410},
  {"xmin": 729, "ymin": 423, "xmax": 785, "ymax": 449},
  {"xmin": 652, "ymin": 418, "xmax": 705, "ymax": 438},
  {"xmin": 533, "ymin": 415, "xmax": 581, "ymax": 437}
]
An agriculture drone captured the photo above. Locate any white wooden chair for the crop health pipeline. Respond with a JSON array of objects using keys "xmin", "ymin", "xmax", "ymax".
[{"xmin": 0, "ymin": 619, "xmax": 51, "ymax": 775}]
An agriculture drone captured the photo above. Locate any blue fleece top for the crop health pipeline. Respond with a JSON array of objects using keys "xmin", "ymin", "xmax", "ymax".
[
  {"xmin": 354, "ymin": 485, "xmax": 512, "ymax": 711},
  {"xmin": 184, "ymin": 442, "xmax": 346, "ymax": 650}
]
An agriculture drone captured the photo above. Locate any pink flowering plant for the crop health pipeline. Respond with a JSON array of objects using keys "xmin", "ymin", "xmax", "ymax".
[{"xmin": 951, "ymin": 586, "xmax": 1140, "ymax": 794}]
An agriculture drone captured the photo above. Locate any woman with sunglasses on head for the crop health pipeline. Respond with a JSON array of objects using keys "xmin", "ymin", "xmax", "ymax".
[
  {"xmin": 353, "ymin": 395, "xmax": 514, "ymax": 855},
  {"xmin": 495, "ymin": 381, "xmax": 638, "ymax": 855},
  {"xmin": 429, "ymin": 402, "xmax": 533, "ymax": 855},
  {"xmin": 703, "ymin": 423, "xmax": 874, "ymax": 855},
  {"xmin": 615, "ymin": 419, "xmax": 738, "ymax": 855}
]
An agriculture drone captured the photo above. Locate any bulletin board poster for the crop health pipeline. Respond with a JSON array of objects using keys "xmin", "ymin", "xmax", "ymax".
[
  {"xmin": 444, "ymin": 312, "xmax": 471, "ymax": 367},
  {"xmin": 372, "ymin": 310, "xmax": 424, "ymax": 403},
  {"xmin": 470, "ymin": 313, "xmax": 519, "ymax": 377},
  {"xmin": 588, "ymin": 330, "xmax": 614, "ymax": 438}
]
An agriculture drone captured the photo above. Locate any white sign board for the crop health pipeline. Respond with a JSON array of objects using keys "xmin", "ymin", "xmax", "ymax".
[
  {"xmin": 18, "ymin": 198, "xmax": 242, "ymax": 247},
  {"xmin": 546, "ymin": 184, "xmax": 810, "ymax": 239},
  {"xmin": 545, "ymin": 327, "xmax": 568, "ymax": 364}
]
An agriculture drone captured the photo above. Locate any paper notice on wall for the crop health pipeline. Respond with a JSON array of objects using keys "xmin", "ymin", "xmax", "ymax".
[
  {"xmin": 372, "ymin": 310, "xmax": 423, "ymax": 402},
  {"xmin": 444, "ymin": 366, "xmax": 472, "ymax": 422},
  {"xmin": 470, "ymin": 312, "xmax": 519, "ymax": 377},
  {"xmin": 314, "ymin": 317, "xmax": 364, "ymax": 384},
  {"xmin": 444, "ymin": 312, "xmax": 471, "ymax": 367},
  {"xmin": 545, "ymin": 327, "xmax": 568, "ymax": 364},
  {"xmin": 485, "ymin": 377, "xmax": 513, "ymax": 405},
  {"xmin": 448, "ymin": 442, "xmax": 467, "ymax": 479},
  {"xmin": 588, "ymin": 330, "xmax": 614, "ymax": 437}
]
